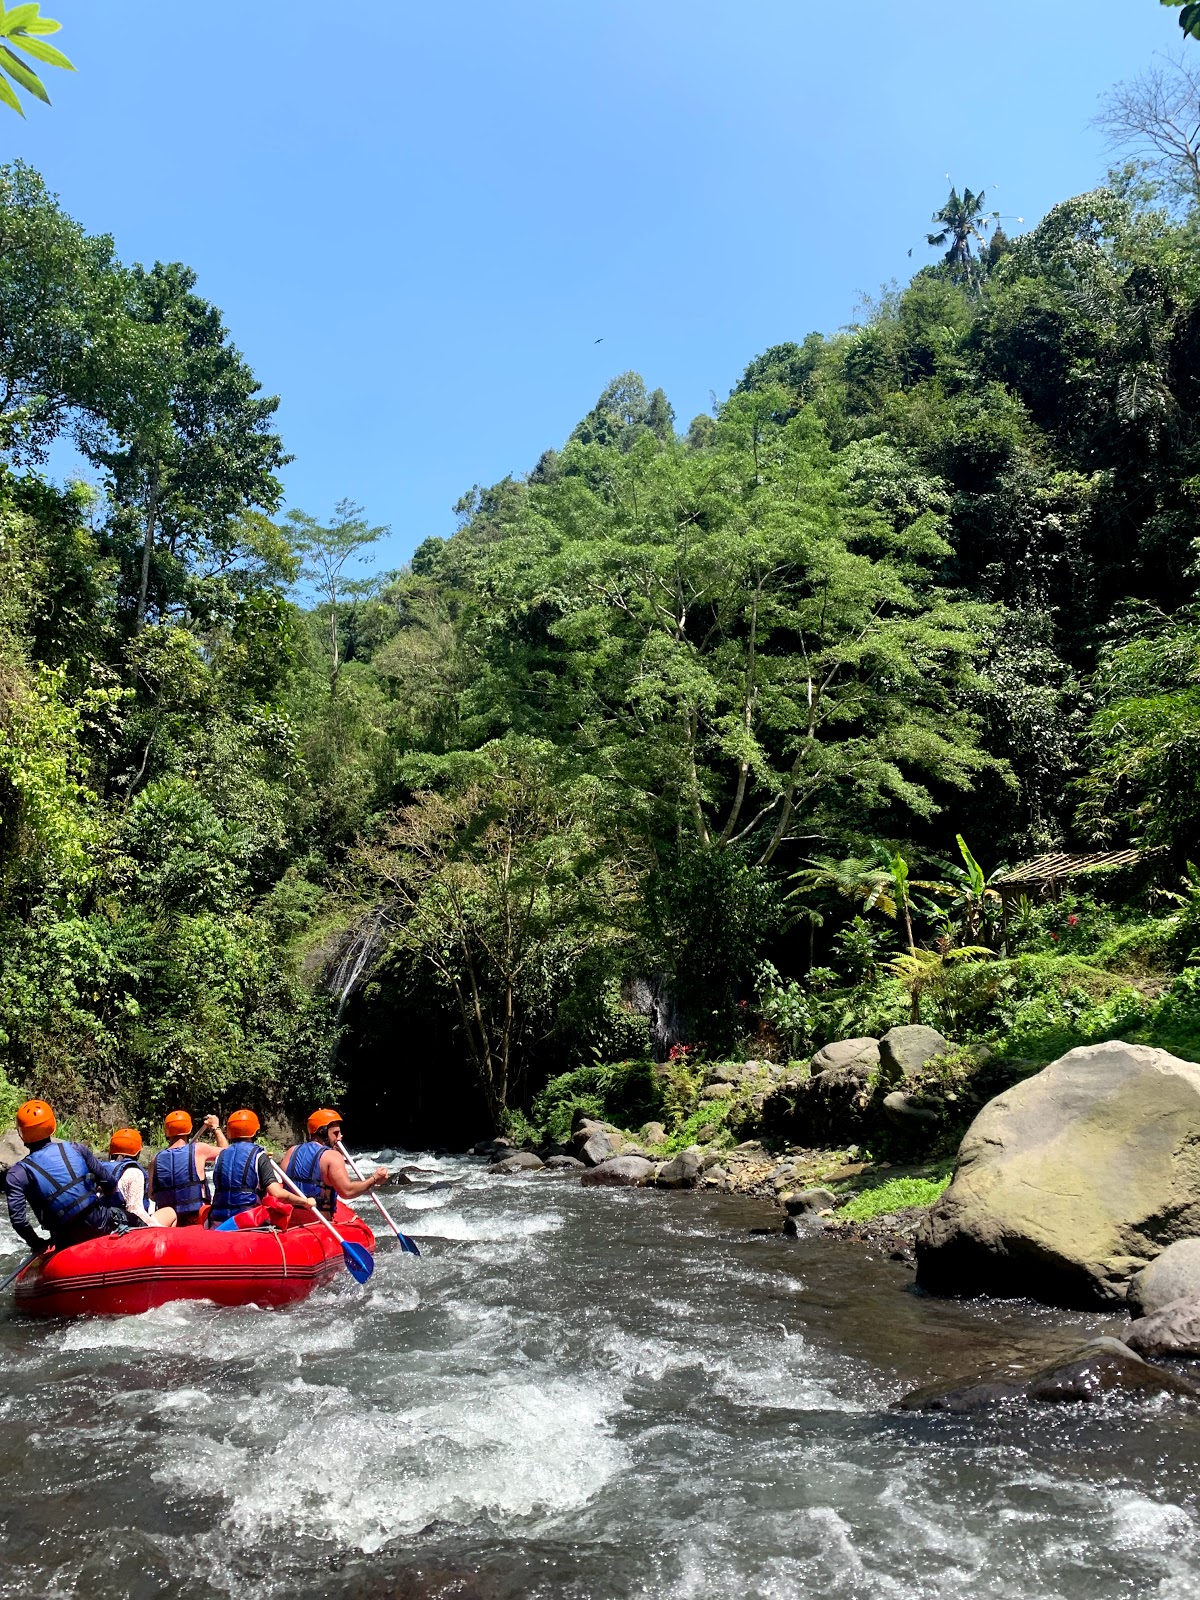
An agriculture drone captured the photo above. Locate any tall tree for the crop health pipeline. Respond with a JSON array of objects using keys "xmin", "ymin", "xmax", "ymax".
[
  {"xmin": 84, "ymin": 263, "xmax": 290, "ymax": 631},
  {"xmin": 1096, "ymin": 55, "xmax": 1200, "ymax": 207},
  {"xmin": 287, "ymin": 500, "xmax": 388, "ymax": 693},
  {"xmin": 927, "ymin": 186, "xmax": 996, "ymax": 275}
]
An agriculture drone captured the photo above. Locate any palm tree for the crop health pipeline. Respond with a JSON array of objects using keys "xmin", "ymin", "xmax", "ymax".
[{"xmin": 927, "ymin": 187, "xmax": 995, "ymax": 274}]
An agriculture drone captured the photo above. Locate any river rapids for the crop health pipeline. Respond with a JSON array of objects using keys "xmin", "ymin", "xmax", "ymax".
[{"xmin": 2, "ymin": 1153, "xmax": 1200, "ymax": 1598}]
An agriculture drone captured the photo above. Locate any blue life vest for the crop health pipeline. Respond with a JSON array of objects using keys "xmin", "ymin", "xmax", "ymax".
[
  {"xmin": 21, "ymin": 1141, "xmax": 110, "ymax": 1236},
  {"xmin": 209, "ymin": 1141, "xmax": 263, "ymax": 1225},
  {"xmin": 105, "ymin": 1156, "xmax": 150, "ymax": 1216},
  {"xmin": 152, "ymin": 1145, "xmax": 208, "ymax": 1216},
  {"xmin": 284, "ymin": 1140, "xmax": 336, "ymax": 1216}
]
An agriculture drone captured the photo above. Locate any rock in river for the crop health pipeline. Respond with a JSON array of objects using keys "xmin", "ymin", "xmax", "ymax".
[
  {"xmin": 491, "ymin": 1151, "xmax": 545, "ymax": 1174},
  {"xmin": 656, "ymin": 1148, "xmax": 704, "ymax": 1188},
  {"xmin": 543, "ymin": 1154, "xmax": 586, "ymax": 1171},
  {"xmin": 1127, "ymin": 1296, "xmax": 1200, "ymax": 1358},
  {"xmin": 580, "ymin": 1155, "xmax": 655, "ymax": 1187},
  {"xmin": 1127, "ymin": 1238, "xmax": 1200, "ymax": 1318},
  {"xmin": 785, "ymin": 1188, "xmax": 838, "ymax": 1215},
  {"xmin": 897, "ymin": 1338, "xmax": 1200, "ymax": 1412},
  {"xmin": 916, "ymin": 1041, "xmax": 1200, "ymax": 1306},
  {"xmin": 579, "ymin": 1131, "xmax": 621, "ymax": 1167}
]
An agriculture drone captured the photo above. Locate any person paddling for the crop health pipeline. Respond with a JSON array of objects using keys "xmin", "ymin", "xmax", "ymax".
[
  {"xmin": 106, "ymin": 1129, "xmax": 177, "ymax": 1229},
  {"xmin": 150, "ymin": 1111, "xmax": 227, "ymax": 1227},
  {"xmin": 3, "ymin": 1100, "xmax": 130, "ymax": 1253},
  {"xmin": 281, "ymin": 1109, "xmax": 390, "ymax": 1219},
  {"xmin": 207, "ymin": 1109, "xmax": 314, "ymax": 1228}
]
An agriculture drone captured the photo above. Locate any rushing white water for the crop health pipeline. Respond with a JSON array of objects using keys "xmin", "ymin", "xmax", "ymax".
[{"xmin": 2, "ymin": 1155, "xmax": 1200, "ymax": 1599}]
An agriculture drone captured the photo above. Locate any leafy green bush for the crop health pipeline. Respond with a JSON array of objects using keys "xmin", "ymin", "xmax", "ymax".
[
  {"xmin": 1145, "ymin": 967, "xmax": 1200, "ymax": 1059},
  {"xmin": 531, "ymin": 1057, "xmax": 663, "ymax": 1144},
  {"xmin": 0, "ymin": 1065, "xmax": 23, "ymax": 1132},
  {"xmin": 661, "ymin": 1098, "xmax": 731, "ymax": 1154},
  {"xmin": 837, "ymin": 1174, "xmax": 950, "ymax": 1222},
  {"xmin": 996, "ymin": 966, "xmax": 1151, "ymax": 1061}
]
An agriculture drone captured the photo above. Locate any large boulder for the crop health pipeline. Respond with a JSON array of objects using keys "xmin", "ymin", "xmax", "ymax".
[
  {"xmin": 917, "ymin": 1042, "xmax": 1200, "ymax": 1307},
  {"xmin": 1128, "ymin": 1238, "xmax": 1200, "ymax": 1318},
  {"xmin": 877, "ymin": 1025, "xmax": 947, "ymax": 1089},
  {"xmin": 580, "ymin": 1155, "xmax": 655, "ymax": 1187},
  {"xmin": 810, "ymin": 1038, "xmax": 880, "ymax": 1077}
]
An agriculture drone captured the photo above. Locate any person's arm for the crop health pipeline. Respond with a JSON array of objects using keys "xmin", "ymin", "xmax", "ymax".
[
  {"xmin": 117, "ymin": 1169, "xmax": 154, "ymax": 1225},
  {"xmin": 4, "ymin": 1167, "xmax": 50, "ymax": 1252},
  {"xmin": 79, "ymin": 1143, "xmax": 117, "ymax": 1198},
  {"xmin": 201, "ymin": 1115, "xmax": 228, "ymax": 1151},
  {"xmin": 321, "ymin": 1150, "xmax": 389, "ymax": 1200},
  {"xmin": 193, "ymin": 1142, "xmax": 222, "ymax": 1172},
  {"xmin": 258, "ymin": 1149, "xmax": 314, "ymax": 1210}
]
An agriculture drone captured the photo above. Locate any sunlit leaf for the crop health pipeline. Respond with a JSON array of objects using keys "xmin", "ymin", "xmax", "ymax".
[
  {"xmin": 0, "ymin": 67, "xmax": 25, "ymax": 114},
  {"xmin": 0, "ymin": 43, "xmax": 48, "ymax": 102},
  {"xmin": 9, "ymin": 33, "xmax": 72, "ymax": 69},
  {"xmin": 3, "ymin": 5, "xmax": 42, "ymax": 31}
]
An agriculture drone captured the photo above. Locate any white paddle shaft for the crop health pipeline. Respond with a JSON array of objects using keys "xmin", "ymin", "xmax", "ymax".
[{"xmin": 269, "ymin": 1158, "xmax": 352, "ymax": 1248}]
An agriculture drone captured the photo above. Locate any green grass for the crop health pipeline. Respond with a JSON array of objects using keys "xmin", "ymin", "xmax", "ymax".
[{"xmin": 837, "ymin": 1174, "xmax": 950, "ymax": 1222}]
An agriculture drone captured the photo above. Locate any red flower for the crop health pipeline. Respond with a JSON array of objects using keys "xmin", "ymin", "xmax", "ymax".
[
  {"xmin": 1068, "ymin": 915, "xmax": 1078, "ymax": 927},
  {"xmin": 1050, "ymin": 932, "xmax": 1059, "ymax": 942}
]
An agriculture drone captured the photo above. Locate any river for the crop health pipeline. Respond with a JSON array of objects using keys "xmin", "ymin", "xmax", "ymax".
[{"xmin": 2, "ymin": 1153, "xmax": 1200, "ymax": 1599}]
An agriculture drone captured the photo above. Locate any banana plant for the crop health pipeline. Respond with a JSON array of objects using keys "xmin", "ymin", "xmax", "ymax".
[{"xmin": 0, "ymin": 5, "xmax": 73, "ymax": 117}]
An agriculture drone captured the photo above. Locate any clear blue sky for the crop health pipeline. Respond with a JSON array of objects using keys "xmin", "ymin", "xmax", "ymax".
[{"xmin": 6, "ymin": 0, "xmax": 1182, "ymax": 571}]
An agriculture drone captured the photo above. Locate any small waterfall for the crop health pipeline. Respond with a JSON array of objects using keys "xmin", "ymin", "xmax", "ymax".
[
  {"xmin": 328, "ymin": 905, "xmax": 391, "ymax": 1032},
  {"xmin": 622, "ymin": 974, "xmax": 687, "ymax": 1061}
]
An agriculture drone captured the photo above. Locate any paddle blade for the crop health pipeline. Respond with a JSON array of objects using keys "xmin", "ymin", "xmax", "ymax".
[
  {"xmin": 399, "ymin": 1234, "xmax": 421, "ymax": 1257},
  {"xmin": 215, "ymin": 1217, "xmax": 241, "ymax": 1231},
  {"xmin": 342, "ymin": 1240, "xmax": 374, "ymax": 1283}
]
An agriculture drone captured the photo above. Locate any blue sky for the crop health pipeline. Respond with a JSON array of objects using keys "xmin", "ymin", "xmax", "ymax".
[{"xmin": 7, "ymin": 0, "xmax": 1182, "ymax": 572}]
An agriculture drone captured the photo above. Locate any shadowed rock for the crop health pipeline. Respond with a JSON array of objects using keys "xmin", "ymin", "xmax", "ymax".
[{"xmin": 896, "ymin": 1338, "xmax": 1200, "ymax": 1412}]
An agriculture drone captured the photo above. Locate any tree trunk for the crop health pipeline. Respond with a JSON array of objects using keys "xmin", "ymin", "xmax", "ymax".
[{"xmin": 134, "ymin": 470, "xmax": 159, "ymax": 631}]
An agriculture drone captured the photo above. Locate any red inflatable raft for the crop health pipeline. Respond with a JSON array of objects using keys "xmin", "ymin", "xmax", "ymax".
[{"xmin": 12, "ymin": 1203, "xmax": 376, "ymax": 1317}]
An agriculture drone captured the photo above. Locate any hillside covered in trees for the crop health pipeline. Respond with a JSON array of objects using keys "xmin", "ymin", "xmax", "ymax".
[{"xmin": 5, "ymin": 148, "xmax": 1200, "ymax": 1145}]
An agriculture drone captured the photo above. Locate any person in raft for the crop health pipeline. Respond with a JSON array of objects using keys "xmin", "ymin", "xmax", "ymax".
[
  {"xmin": 150, "ymin": 1111, "xmax": 228, "ymax": 1227},
  {"xmin": 207, "ymin": 1108, "xmax": 316, "ymax": 1228},
  {"xmin": 280, "ymin": 1108, "xmax": 390, "ymax": 1218},
  {"xmin": 4, "ymin": 1099, "xmax": 133, "ymax": 1253},
  {"xmin": 105, "ymin": 1128, "xmax": 176, "ymax": 1229}
]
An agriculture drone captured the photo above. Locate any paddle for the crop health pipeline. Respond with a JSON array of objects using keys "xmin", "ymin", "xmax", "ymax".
[
  {"xmin": 268, "ymin": 1159, "xmax": 375, "ymax": 1284},
  {"xmin": 333, "ymin": 1138, "xmax": 421, "ymax": 1257},
  {"xmin": 0, "ymin": 1252, "xmax": 36, "ymax": 1291}
]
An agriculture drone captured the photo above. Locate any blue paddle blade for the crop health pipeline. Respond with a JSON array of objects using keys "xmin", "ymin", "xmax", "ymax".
[
  {"xmin": 215, "ymin": 1218, "xmax": 241, "ymax": 1232},
  {"xmin": 342, "ymin": 1240, "xmax": 374, "ymax": 1283},
  {"xmin": 399, "ymin": 1234, "xmax": 421, "ymax": 1257}
]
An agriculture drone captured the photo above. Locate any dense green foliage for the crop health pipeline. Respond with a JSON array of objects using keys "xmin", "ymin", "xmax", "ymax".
[{"xmin": 9, "ymin": 147, "xmax": 1200, "ymax": 1143}]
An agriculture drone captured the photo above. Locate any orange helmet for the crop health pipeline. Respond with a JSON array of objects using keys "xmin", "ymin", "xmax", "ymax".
[
  {"xmin": 227, "ymin": 1109, "xmax": 260, "ymax": 1139},
  {"xmin": 109, "ymin": 1127, "xmax": 142, "ymax": 1158},
  {"xmin": 307, "ymin": 1108, "xmax": 342, "ymax": 1140},
  {"xmin": 16, "ymin": 1099, "xmax": 56, "ymax": 1144},
  {"xmin": 164, "ymin": 1110, "xmax": 192, "ymax": 1139}
]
